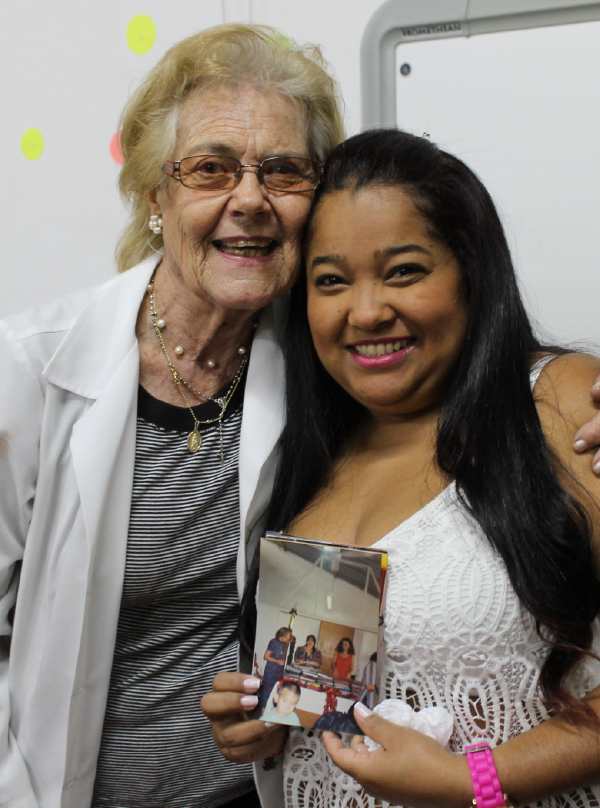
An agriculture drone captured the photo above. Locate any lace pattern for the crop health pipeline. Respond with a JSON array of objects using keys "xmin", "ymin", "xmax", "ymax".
[{"xmin": 283, "ymin": 485, "xmax": 600, "ymax": 808}]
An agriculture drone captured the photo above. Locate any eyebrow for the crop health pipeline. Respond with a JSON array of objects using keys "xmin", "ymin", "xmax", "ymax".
[
  {"xmin": 310, "ymin": 253, "xmax": 347, "ymax": 270},
  {"xmin": 183, "ymin": 143, "xmax": 308, "ymax": 160},
  {"xmin": 310, "ymin": 244, "xmax": 431, "ymax": 270},
  {"xmin": 184, "ymin": 142, "xmax": 238, "ymax": 157},
  {"xmin": 374, "ymin": 244, "xmax": 432, "ymax": 259}
]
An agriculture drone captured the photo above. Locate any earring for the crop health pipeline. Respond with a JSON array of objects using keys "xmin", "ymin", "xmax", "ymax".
[{"xmin": 149, "ymin": 214, "xmax": 163, "ymax": 235}]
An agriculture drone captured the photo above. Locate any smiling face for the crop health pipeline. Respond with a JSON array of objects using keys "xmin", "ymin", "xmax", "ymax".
[
  {"xmin": 149, "ymin": 84, "xmax": 314, "ymax": 312},
  {"xmin": 274, "ymin": 686, "xmax": 300, "ymax": 717},
  {"xmin": 306, "ymin": 186, "xmax": 468, "ymax": 421}
]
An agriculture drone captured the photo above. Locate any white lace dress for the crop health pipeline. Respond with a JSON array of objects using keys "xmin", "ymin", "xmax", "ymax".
[{"xmin": 283, "ymin": 362, "xmax": 600, "ymax": 808}]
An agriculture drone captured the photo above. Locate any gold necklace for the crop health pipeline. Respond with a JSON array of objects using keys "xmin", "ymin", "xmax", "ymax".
[{"xmin": 147, "ymin": 275, "xmax": 249, "ymax": 459}]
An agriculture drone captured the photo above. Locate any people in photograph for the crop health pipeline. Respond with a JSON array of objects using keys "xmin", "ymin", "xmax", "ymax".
[
  {"xmin": 294, "ymin": 635, "xmax": 322, "ymax": 669},
  {"xmin": 358, "ymin": 651, "xmax": 378, "ymax": 710},
  {"xmin": 331, "ymin": 638, "xmax": 356, "ymax": 681},
  {"xmin": 207, "ymin": 129, "xmax": 600, "ymax": 808},
  {"xmin": 260, "ymin": 681, "xmax": 302, "ymax": 727},
  {"xmin": 0, "ymin": 22, "xmax": 345, "ymax": 808},
  {"xmin": 261, "ymin": 628, "xmax": 293, "ymax": 711}
]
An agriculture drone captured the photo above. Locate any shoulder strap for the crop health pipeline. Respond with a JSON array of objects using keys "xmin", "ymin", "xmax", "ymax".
[{"xmin": 529, "ymin": 354, "xmax": 559, "ymax": 391}]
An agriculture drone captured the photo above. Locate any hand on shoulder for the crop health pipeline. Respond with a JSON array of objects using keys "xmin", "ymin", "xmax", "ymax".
[
  {"xmin": 535, "ymin": 352, "xmax": 600, "ymax": 463},
  {"xmin": 534, "ymin": 352, "xmax": 600, "ymax": 560}
]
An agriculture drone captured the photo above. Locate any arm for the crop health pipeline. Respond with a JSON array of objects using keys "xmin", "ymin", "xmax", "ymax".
[
  {"xmin": 324, "ymin": 353, "xmax": 600, "ymax": 807},
  {"xmin": 347, "ymin": 654, "xmax": 356, "ymax": 680},
  {"xmin": 264, "ymin": 650, "xmax": 284, "ymax": 666},
  {"xmin": 331, "ymin": 652, "xmax": 339, "ymax": 678},
  {"xmin": 0, "ymin": 323, "xmax": 45, "ymax": 806}
]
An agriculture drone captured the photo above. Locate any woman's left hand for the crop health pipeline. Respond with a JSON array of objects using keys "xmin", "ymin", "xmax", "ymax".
[{"xmin": 322, "ymin": 707, "xmax": 472, "ymax": 808}]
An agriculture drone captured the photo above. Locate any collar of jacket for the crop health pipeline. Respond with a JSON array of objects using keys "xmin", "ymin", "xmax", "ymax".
[{"xmin": 43, "ymin": 257, "xmax": 157, "ymax": 398}]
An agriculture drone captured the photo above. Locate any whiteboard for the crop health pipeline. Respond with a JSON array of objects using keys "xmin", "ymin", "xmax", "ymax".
[{"xmin": 394, "ymin": 20, "xmax": 600, "ymax": 345}]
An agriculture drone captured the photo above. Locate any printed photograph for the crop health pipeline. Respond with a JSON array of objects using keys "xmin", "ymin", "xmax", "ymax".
[{"xmin": 253, "ymin": 532, "xmax": 387, "ymax": 733}]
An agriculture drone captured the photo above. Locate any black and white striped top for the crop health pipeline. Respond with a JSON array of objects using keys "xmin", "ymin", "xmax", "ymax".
[{"xmin": 91, "ymin": 377, "xmax": 254, "ymax": 808}]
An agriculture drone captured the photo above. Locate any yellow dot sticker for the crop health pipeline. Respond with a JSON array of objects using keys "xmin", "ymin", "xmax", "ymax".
[
  {"xmin": 271, "ymin": 32, "xmax": 294, "ymax": 50},
  {"xmin": 127, "ymin": 15, "xmax": 156, "ymax": 55},
  {"xmin": 21, "ymin": 128, "xmax": 44, "ymax": 161}
]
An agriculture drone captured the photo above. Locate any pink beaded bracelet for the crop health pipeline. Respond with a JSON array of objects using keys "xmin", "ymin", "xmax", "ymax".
[{"xmin": 465, "ymin": 741, "xmax": 510, "ymax": 808}]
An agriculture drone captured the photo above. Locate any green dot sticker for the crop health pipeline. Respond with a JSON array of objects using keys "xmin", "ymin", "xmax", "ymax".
[
  {"xmin": 127, "ymin": 15, "xmax": 156, "ymax": 55},
  {"xmin": 21, "ymin": 128, "xmax": 44, "ymax": 161},
  {"xmin": 271, "ymin": 32, "xmax": 294, "ymax": 50}
]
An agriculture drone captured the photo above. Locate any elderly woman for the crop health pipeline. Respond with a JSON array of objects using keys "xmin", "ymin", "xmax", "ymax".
[{"xmin": 0, "ymin": 24, "xmax": 343, "ymax": 808}]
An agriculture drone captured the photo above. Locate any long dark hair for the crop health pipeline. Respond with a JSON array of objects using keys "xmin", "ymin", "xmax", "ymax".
[
  {"xmin": 335, "ymin": 637, "xmax": 356, "ymax": 655},
  {"xmin": 242, "ymin": 129, "xmax": 600, "ymax": 717}
]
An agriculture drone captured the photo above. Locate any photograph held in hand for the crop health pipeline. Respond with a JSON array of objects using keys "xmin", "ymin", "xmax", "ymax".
[{"xmin": 253, "ymin": 532, "xmax": 387, "ymax": 733}]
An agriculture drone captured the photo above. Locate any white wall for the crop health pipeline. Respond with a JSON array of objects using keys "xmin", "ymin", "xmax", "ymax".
[
  {"xmin": 1, "ymin": 0, "xmax": 384, "ymax": 317},
  {"xmin": 393, "ymin": 19, "xmax": 600, "ymax": 344}
]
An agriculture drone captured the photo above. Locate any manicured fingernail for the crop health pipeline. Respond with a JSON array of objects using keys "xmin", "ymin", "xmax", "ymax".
[
  {"xmin": 574, "ymin": 439, "xmax": 587, "ymax": 452},
  {"xmin": 243, "ymin": 678, "xmax": 261, "ymax": 692},
  {"xmin": 240, "ymin": 695, "xmax": 258, "ymax": 708},
  {"xmin": 354, "ymin": 702, "xmax": 373, "ymax": 719},
  {"xmin": 594, "ymin": 461, "xmax": 600, "ymax": 474},
  {"xmin": 593, "ymin": 386, "xmax": 600, "ymax": 393},
  {"xmin": 263, "ymin": 722, "xmax": 277, "ymax": 728}
]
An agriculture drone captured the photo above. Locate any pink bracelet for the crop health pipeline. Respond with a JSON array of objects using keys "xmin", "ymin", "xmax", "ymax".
[{"xmin": 465, "ymin": 741, "xmax": 508, "ymax": 808}]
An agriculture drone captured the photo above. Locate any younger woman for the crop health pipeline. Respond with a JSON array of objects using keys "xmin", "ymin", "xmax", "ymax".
[
  {"xmin": 332, "ymin": 638, "xmax": 356, "ymax": 681},
  {"xmin": 205, "ymin": 131, "xmax": 600, "ymax": 807}
]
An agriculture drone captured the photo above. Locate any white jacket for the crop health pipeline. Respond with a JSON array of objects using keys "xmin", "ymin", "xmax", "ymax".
[{"xmin": 0, "ymin": 257, "xmax": 285, "ymax": 808}]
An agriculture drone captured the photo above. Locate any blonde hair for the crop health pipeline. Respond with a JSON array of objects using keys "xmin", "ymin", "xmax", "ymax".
[{"xmin": 116, "ymin": 23, "xmax": 345, "ymax": 273}]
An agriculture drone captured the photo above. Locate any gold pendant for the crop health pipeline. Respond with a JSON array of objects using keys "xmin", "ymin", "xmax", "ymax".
[{"xmin": 187, "ymin": 429, "xmax": 202, "ymax": 453}]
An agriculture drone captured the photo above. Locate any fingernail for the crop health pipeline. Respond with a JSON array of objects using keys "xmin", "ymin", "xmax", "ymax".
[
  {"xmin": 594, "ymin": 461, "xmax": 600, "ymax": 475},
  {"xmin": 240, "ymin": 695, "xmax": 259, "ymax": 708},
  {"xmin": 574, "ymin": 439, "xmax": 587, "ymax": 452},
  {"xmin": 263, "ymin": 722, "xmax": 277, "ymax": 728},
  {"xmin": 243, "ymin": 677, "xmax": 261, "ymax": 692},
  {"xmin": 593, "ymin": 386, "xmax": 600, "ymax": 393},
  {"xmin": 354, "ymin": 702, "xmax": 373, "ymax": 719}
]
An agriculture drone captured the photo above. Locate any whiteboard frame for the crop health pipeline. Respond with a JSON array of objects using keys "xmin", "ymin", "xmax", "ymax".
[{"xmin": 361, "ymin": 0, "xmax": 600, "ymax": 129}]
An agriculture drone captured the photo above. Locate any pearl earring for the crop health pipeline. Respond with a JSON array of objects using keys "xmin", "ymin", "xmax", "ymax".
[{"xmin": 149, "ymin": 215, "xmax": 163, "ymax": 235}]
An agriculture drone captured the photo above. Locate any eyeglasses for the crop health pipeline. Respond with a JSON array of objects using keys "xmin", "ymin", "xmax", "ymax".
[{"xmin": 162, "ymin": 154, "xmax": 323, "ymax": 193}]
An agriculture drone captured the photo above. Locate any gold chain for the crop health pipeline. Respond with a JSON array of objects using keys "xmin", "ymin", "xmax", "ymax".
[{"xmin": 147, "ymin": 273, "xmax": 248, "ymax": 459}]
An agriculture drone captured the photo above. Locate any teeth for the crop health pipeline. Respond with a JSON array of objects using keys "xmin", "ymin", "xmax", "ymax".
[
  {"xmin": 224, "ymin": 239, "xmax": 271, "ymax": 247},
  {"xmin": 353, "ymin": 339, "xmax": 412, "ymax": 357},
  {"xmin": 216, "ymin": 239, "xmax": 274, "ymax": 257}
]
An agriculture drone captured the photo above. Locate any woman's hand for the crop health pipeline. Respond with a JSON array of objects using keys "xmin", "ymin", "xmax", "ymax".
[
  {"xmin": 573, "ymin": 373, "xmax": 600, "ymax": 474},
  {"xmin": 322, "ymin": 706, "xmax": 472, "ymax": 808},
  {"xmin": 201, "ymin": 672, "xmax": 287, "ymax": 765}
]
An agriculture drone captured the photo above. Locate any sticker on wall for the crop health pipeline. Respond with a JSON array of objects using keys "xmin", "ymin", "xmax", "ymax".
[
  {"xmin": 21, "ymin": 128, "xmax": 44, "ymax": 161},
  {"xmin": 110, "ymin": 131, "xmax": 123, "ymax": 164},
  {"xmin": 271, "ymin": 32, "xmax": 294, "ymax": 50},
  {"xmin": 127, "ymin": 14, "xmax": 156, "ymax": 55}
]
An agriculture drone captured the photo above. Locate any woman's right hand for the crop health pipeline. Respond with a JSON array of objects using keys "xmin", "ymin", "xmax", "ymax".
[{"xmin": 201, "ymin": 672, "xmax": 287, "ymax": 765}]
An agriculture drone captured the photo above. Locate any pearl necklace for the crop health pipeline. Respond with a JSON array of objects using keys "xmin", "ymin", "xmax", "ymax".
[{"xmin": 147, "ymin": 273, "xmax": 249, "ymax": 458}]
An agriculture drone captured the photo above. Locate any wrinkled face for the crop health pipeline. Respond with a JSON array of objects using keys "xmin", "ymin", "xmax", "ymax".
[
  {"xmin": 274, "ymin": 687, "xmax": 300, "ymax": 717},
  {"xmin": 306, "ymin": 186, "xmax": 468, "ymax": 421},
  {"xmin": 150, "ymin": 84, "xmax": 314, "ymax": 311},
  {"xmin": 280, "ymin": 631, "xmax": 292, "ymax": 643}
]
